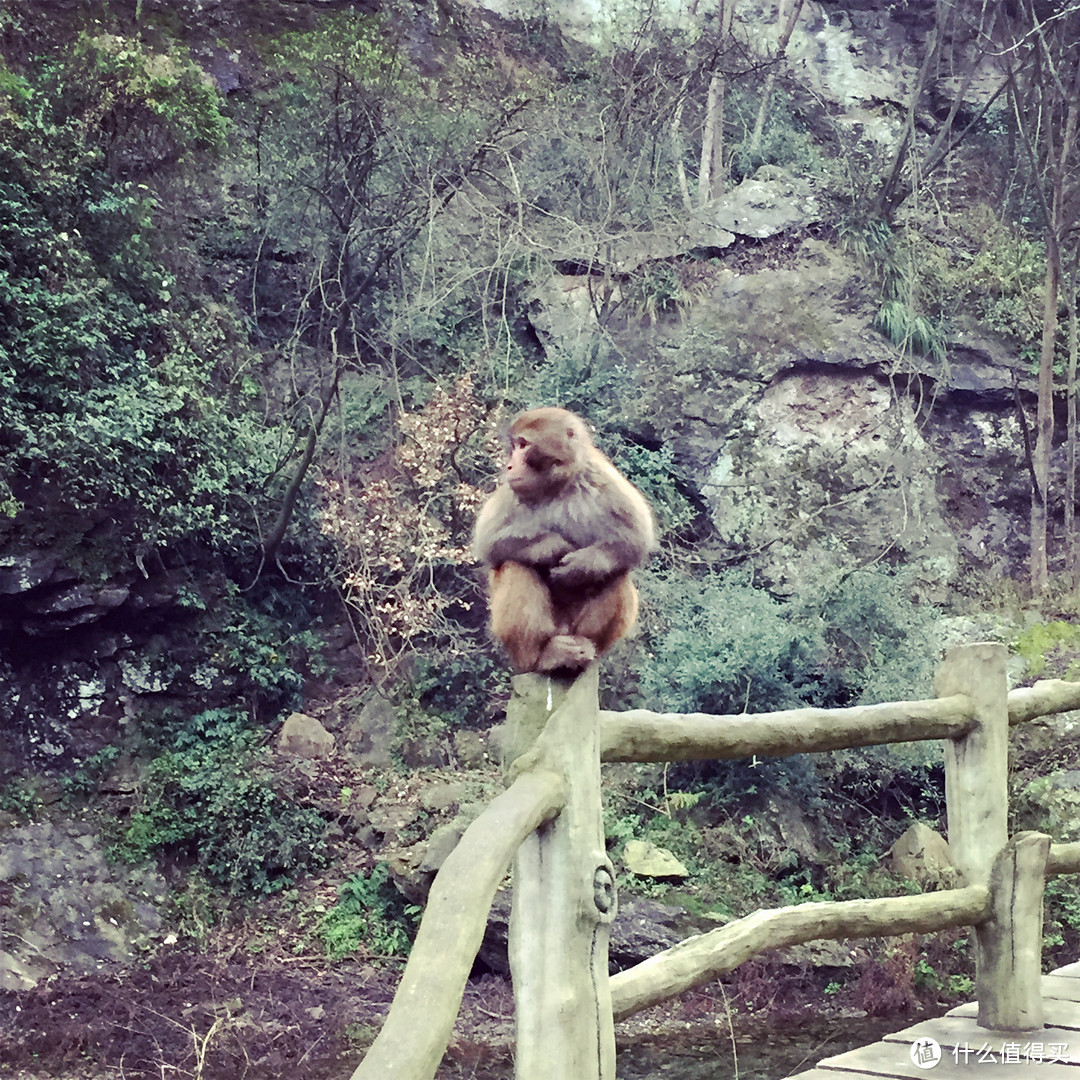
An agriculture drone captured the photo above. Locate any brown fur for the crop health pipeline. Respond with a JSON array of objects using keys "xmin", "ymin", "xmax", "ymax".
[{"xmin": 473, "ymin": 407, "xmax": 656, "ymax": 673}]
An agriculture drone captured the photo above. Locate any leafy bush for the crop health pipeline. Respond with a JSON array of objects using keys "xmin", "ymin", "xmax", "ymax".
[
  {"xmin": 636, "ymin": 568, "xmax": 824, "ymax": 716},
  {"xmin": 318, "ymin": 378, "xmax": 488, "ymax": 673},
  {"xmin": 118, "ymin": 710, "xmax": 327, "ymax": 895},
  {"xmin": 1044, "ymin": 877, "xmax": 1080, "ymax": 964},
  {"xmin": 815, "ymin": 567, "xmax": 943, "ymax": 706},
  {"xmin": 1014, "ymin": 620, "xmax": 1080, "ymax": 681},
  {"xmin": 0, "ymin": 778, "xmax": 42, "ymax": 820},
  {"xmin": 629, "ymin": 565, "xmax": 945, "ymax": 818},
  {"xmin": 611, "ymin": 441, "xmax": 697, "ymax": 536},
  {"xmin": 965, "ymin": 219, "xmax": 1045, "ymax": 342},
  {"xmin": 204, "ymin": 584, "xmax": 328, "ymax": 718},
  {"xmin": 321, "ymin": 863, "xmax": 420, "ymax": 960},
  {"xmin": 409, "ymin": 652, "xmax": 503, "ymax": 730},
  {"xmin": 0, "ymin": 40, "xmax": 280, "ymax": 562}
]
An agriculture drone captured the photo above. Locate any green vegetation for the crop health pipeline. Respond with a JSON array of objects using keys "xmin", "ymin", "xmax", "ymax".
[
  {"xmin": 0, "ymin": 28, "xmax": 275, "ymax": 567},
  {"xmin": 118, "ymin": 710, "xmax": 328, "ymax": 895},
  {"xmin": 321, "ymin": 864, "xmax": 420, "ymax": 959},
  {"xmin": 0, "ymin": 777, "xmax": 43, "ymax": 820},
  {"xmin": 635, "ymin": 565, "xmax": 942, "ymax": 716},
  {"xmin": 1015, "ymin": 621, "xmax": 1080, "ymax": 680}
]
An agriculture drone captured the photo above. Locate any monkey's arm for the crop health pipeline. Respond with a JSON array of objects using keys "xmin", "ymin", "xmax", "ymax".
[
  {"xmin": 485, "ymin": 531, "xmax": 574, "ymax": 568},
  {"xmin": 473, "ymin": 490, "xmax": 574, "ymax": 569},
  {"xmin": 547, "ymin": 481, "xmax": 656, "ymax": 586}
]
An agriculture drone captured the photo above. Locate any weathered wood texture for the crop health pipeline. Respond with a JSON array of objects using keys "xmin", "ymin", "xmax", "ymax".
[
  {"xmin": 349, "ymin": 768, "xmax": 566, "ymax": 1080},
  {"xmin": 599, "ymin": 695, "xmax": 974, "ymax": 762},
  {"xmin": 352, "ymin": 643, "xmax": 1080, "ymax": 1078},
  {"xmin": 795, "ymin": 965, "xmax": 1080, "ymax": 1080},
  {"xmin": 1008, "ymin": 679, "xmax": 1080, "ymax": 724},
  {"xmin": 935, "ymin": 644, "xmax": 1017, "ymax": 1031},
  {"xmin": 506, "ymin": 667, "xmax": 617, "ymax": 1080},
  {"xmin": 598, "ymin": 675, "xmax": 1080, "ymax": 766},
  {"xmin": 609, "ymin": 886, "xmax": 990, "ymax": 1021},
  {"xmin": 936, "ymin": 643, "xmax": 1009, "ymax": 886},
  {"xmin": 978, "ymin": 832, "xmax": 1050, "ymax": 1030},
  {"xmin": 1050, "ymin": 842, "xmax": 1080, "ymax": 875}
]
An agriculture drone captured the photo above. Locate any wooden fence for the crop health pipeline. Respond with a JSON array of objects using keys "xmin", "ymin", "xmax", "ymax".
[{"xmin": 349, "ymin": 642, "xmax": 1080, "ymax": 1080}]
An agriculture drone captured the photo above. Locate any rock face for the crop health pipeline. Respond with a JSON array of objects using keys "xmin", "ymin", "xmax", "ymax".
[
  {"xmin": 0, "ymin": 821, "xmax": 166, "ymax": 989},
  {"xmin": 622, "ymin": 839, "xmax": 690, "ymax": 879},
  {"xmin": 889, "ymin": 822, "xmax": 955, "ymax": 884},
  {"xmin": 0, "ymin": 2, "xmax": 1044, "ymax": 774},
  {"xmin": 530, "ymin": 226, "xmax": 1033, "ymax": 598}
]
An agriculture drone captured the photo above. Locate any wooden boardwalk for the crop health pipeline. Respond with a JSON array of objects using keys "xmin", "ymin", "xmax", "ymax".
[{"xmin": 797, "ymin": 964, "xmax": 1080, "ymax": 1080}]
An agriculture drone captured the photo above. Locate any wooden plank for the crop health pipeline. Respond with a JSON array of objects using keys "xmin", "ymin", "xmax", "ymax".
[
  {"xmin": 882, "ymin": 1014, "xmax": 1080, "ymax": 1063},
  {"xmin": 952, "ymin": 993, "xmax": 1080, "ymax": 1028},
  {"xmin": 795, "ymin": 1070, "xmax": 881, "ymax": 1080},
  {"xmin": 812, "ymin": 1035, "xmax": 1078, "ymax": 1080},
  {"xmin": 795, "ymin": 966, "xmax": 1080, "ymax": 1080},
  {"xmin": 1042, "ymin": 1000, "xmax": 1080, "ymax": 1029},
  {"xmin": 1044, "ymin": 975, "xmax": 1080, "ymax": 1002}
]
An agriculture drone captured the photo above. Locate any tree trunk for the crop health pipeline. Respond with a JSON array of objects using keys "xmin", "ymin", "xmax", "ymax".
[
  {"xmin": 748, "ymin": 0, "xmax": 805, "ymax": 159},
  {"xmin": 671, "ymin": 91, "xmax": 693, "ymax": 212},
  {"xmin": 697, "ymin": 71, "xmax": 723, "ymax": 206},
  {"xmin": 1067, "ymin": 256, "xmax": 1080, "ymax": 584},
  {"xmin": 873, "ymin": 3, "xmax": 941, "ymax": 220},
  {"xmin": 261, "ymin": 369, "xmax": 339, "ymax": 573},
  {"xmin": 1031, "ymin": 201, "xmax": 1066, "ymax": 593}
]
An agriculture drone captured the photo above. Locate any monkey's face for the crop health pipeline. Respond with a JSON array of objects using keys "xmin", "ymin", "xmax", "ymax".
[
  {"xmin": 503, "ymin": 408, "xmax": 593, "ymax": 500},
  {"xmin": 505, "ymin": 435, "xmax": 568, "ymax": 498}
]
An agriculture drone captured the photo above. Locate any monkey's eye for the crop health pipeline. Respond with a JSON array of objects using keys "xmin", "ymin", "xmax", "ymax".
[{"xmin": 524, "ymin": 446, "xmax": 559, "ymax": 472}]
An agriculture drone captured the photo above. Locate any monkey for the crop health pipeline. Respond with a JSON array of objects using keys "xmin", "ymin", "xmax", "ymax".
[{"xmin": 472, "ymin": 407, "xmax": 657, "ymax": 674}]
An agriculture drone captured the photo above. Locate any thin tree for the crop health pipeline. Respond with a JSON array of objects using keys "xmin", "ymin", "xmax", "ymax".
[
  {"xmin": 746, "ymin": 0, "xmax": 806, "ymax": 161},
  {"xmin": 697, "ymin": 0, "xmax": 736, "ymax": 205},
  {"xmin": 872, "ymin": 0, "xmax": 1004, "ymax": 222},
  {"xmin": 1003, "ymin": 3, "xmax": 1080, "ymax": 592},
  {"xmin": 1065, "ymin": 251, "xmax": 1079, "ymax": 584}
]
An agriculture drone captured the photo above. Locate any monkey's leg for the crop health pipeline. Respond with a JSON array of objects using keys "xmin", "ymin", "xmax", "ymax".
[
  {"xmin": 489, "ymin": 563, "xmax": 558, "ymax": 673},
  {"xmin": 567, "ymin": 574, "xmax": 639, "ymax": 656},
  {"xmin": 536, "ymin": 634, "xmax": 596, "ymax": 672},
  {"xmin": 489, "ymin": 563, "xmax": 596, "ymax": 673}
]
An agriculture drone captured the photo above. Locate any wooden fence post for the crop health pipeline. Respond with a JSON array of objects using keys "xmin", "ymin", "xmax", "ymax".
[
  {"xmin": 935, "ymin": 642, "xmax": 1009, "ymax": 886},
  {"xmin": 935, "ymin": 642, "xmax": 1042, "ymax": 1030},
  {"xmin": 505, "ymin": 666, "xmax": 617, "ymax": 1080},
  {"xmin": 979, "ymin": 831, "xmax": 1050, "ymax": 1030}
]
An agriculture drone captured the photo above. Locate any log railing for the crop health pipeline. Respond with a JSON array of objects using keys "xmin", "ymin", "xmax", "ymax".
[{"xmin": 349, "ymin": 642, "xmax": 1080, "ymax": 1080}]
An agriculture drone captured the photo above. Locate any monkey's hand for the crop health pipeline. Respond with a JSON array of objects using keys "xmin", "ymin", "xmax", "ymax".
[
  {"xmin": 517, "ymin": 533, "xmax": 574, "ymax": 567},
  {"xmin": 483, "ymin": 531, "xmax": 571, "ymax": 569},
  {"xmin": 547, "ymin": 545, "xmax": 620, "ymax": 586}
]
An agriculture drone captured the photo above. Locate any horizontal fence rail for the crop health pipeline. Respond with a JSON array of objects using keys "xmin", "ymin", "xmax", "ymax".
[{"xmin": 600, "ymin": 677, "xmax": 1080, "ymax": 762}]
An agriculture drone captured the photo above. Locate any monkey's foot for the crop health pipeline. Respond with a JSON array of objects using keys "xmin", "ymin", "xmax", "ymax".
[{"xmin": 536, "ymin": 634, "xmax": 597, "ymax": 673}]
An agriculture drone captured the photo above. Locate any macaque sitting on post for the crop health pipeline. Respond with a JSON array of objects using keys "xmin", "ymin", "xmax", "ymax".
[{"xmin": 472, "ymin": 407, "xmax": 657, "ymax": 674}]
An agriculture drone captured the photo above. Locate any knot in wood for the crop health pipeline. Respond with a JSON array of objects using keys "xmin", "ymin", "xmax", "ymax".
[{"xmin": 592, "ymin": 865, "xmax": 616, "ymax": 914}]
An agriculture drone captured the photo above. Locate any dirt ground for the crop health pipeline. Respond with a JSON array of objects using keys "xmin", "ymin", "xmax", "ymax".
[
  {"xmin": 1, "ymin": 940, "xmax": 934, "ymax": 1080},
  {"xmin": 2, "ymin": 949, "xmax": 850, "ymax": 1080},
  {"xmin": 0, "ymin": 951, "xmax": 518, "ymax": 1080}
]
